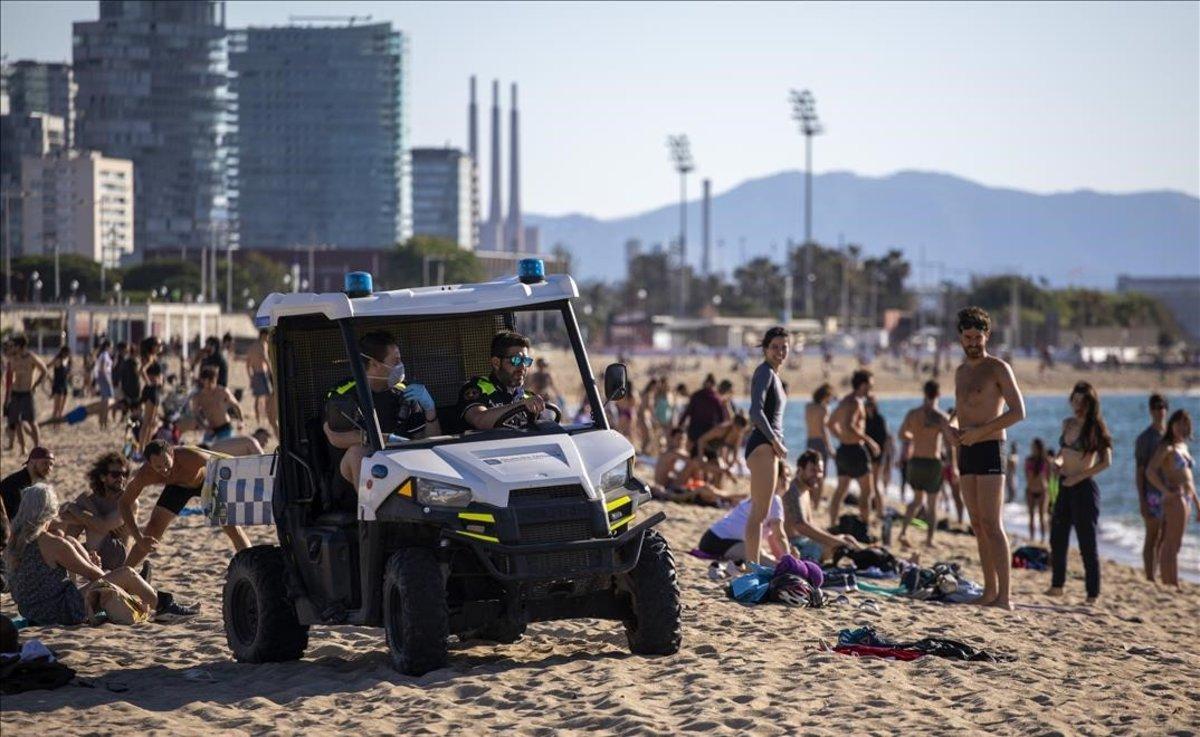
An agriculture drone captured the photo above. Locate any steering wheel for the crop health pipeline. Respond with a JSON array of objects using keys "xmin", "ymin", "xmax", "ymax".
[{"xmin": 492, "ymin": 401, "xmax": 562, "ymax": 429}]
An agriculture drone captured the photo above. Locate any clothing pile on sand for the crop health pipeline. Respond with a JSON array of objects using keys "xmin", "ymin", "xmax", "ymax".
[
  {"xmin": 1012, "ymin": 545, "xmax": 1050, "ymax": 571},
  {"xmin": 833, "ymin": 626, "xmax": 1014, "ymax": 662},
  {"xmin": 0, "ymin": 614, "xmax": 76, "ymax": 695},
  {"xmin": 727, "ymin": 554, "xmax": 828, "ymax": 608}
]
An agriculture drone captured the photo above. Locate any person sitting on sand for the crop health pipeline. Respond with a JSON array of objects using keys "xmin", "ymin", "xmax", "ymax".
[
  {"xmin": 650, "ymin": 428, "xmax": 746, "ymax": 506},
  {"xmin": 120, "ymin": 441, "xmax": 250, "ymax": 569},
  {"xmin": 695, "ymin": 414, "xmax": 749, "ymax": 486},
  {"xmin": 59, "ymin": 451, "xmax": 134, "ymax": 571},
  {"xmin": 191, "ymin": 366, "xmax": 243, "ymax": 445},
  {"xmin": 697, "ymin": 461, "xmax": 789, "ymax": 564},
  {"xmin": 6, "ymin": 483, "xmax": 197, "ymax": 625},
  {"xmin": 783, "ymin": 450, "xmax": 862, "ymax": 561}
]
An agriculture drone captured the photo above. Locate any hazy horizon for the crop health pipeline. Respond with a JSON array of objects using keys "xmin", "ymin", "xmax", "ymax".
[{"xmin": 2, "ymin": 0, "xmax": 1197, "ymax": 220}]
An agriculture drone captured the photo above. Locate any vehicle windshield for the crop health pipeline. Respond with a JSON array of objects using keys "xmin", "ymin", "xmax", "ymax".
[{"xmin": 337, "ymin": 303, "xmax": 607, "ymax": 448}]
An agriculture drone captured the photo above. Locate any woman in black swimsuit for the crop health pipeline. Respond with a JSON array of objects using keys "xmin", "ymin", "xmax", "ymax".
[
  {"xmin": 48, "ymin": 346, "xmax": 71, "ymax": 421},
  {"xmin": 743, "ymin": 327, "xmax": 790, "ymax": 564}
]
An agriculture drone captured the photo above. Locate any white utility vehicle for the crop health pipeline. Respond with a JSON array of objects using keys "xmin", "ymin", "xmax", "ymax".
[{"xmin": 213, "ymin": 261, "xmax": 681, "ymax": 675}]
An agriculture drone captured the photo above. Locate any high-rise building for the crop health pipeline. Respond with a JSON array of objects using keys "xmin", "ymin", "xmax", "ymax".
[
  {"xmin": 3, "ymin": 61, "xmax": 76, "ymax": 148},
  {"xmin": 411, "ymin": 147, "xmax": 473, "ymax": 249},
  {"xmin": 230, "ymin": 22, "xmax": 411, "ymax": 250},
  {"xmin": 73, "ymin": 0, "xmax": 234, "ymax": 257},
  {"xmin": 20, "ymin": 150, "xmax": 134, "ymax": 265},
  {"xmin": 1, "ymin": 112, "xmax": 67, "ymax": 257}
]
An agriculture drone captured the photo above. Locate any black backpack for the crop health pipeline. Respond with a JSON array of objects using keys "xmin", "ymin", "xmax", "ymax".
[{"xmin": 832, "ymin": 514, "xmax": 873, "ymax": 543}]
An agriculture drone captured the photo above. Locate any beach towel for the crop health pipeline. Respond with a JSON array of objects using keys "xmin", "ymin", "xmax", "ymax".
[{"xmin": 834, "ymin": 644, "xmax": 926, "ymax": 661}]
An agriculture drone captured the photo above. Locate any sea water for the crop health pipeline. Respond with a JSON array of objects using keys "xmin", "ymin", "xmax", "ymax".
[{"xmin": 774, "ymin": 392, "xmax": 1200, "ymax": 583}]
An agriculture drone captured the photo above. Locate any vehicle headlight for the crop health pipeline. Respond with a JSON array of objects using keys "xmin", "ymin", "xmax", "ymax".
[
  {"xmin": 415, "ymin": 478, "xmax": 473, "ymax": 507},
  {"xmin": 600, "ymin": 459, "xmax": 632, "ymax": 493}
]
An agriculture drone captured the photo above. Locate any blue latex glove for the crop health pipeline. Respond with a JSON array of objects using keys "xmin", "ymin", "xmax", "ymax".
[{"xmin": 402, "ymin": 383, "xmax": 436, "ymax": 414}]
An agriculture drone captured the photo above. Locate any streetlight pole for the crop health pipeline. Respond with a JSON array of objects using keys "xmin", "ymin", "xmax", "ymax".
[
  {"xmin": 666, "ymin": 134, "xmax": 694, "ymax": 316},
  {"xmin": 788, "ymin": 89, "xmax": 823, "ymax": 246}
]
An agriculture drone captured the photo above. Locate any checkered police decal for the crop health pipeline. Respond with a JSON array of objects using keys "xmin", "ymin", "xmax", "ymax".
[{"xmin": 204, "ymin": 456, "xmax": 276, "ymax": 527}]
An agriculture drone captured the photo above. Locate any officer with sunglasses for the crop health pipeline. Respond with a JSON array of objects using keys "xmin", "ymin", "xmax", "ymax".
[{"xmin": 459, "ymin": 330, "xmax": 546, "ymax": 431}]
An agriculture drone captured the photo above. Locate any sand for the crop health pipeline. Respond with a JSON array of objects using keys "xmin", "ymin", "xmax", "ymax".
[{"xmin": 3, "ymin": 362, "xmax": 1199, "ymax": 736}]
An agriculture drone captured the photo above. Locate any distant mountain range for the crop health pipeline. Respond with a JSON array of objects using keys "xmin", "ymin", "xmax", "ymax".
[{"xmin": 525, "ymin": 170, "xmax": 1200, "ymax": 288}]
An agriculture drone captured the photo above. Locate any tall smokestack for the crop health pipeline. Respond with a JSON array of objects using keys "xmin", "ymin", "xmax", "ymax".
[
  {"xmin": 505, "ymin": 82, "xmax": 523, "ymax": 253},
  {"xmin": 702, "ymin": 178, "xmax": 712, "ymax": 275},
  {"xmin": 468, "ymin": 76, "xmax": 480, "ymax": 249},
  {"xmin": 485, "ymin": 79, "xmax": 503, "ymax": 250}
]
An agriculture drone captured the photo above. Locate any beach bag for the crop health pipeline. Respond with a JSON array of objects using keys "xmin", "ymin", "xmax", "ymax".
[
  {"xmin": 84, "ymin": 581, "xmax": 150, "ymax": 625},
  {"xmin": 728, "ymin": 563, "xmax": 775, "ymax": 604},
  {"xmin": 833, "ymin": 514, "xmax": 872, "ymax": 543}
]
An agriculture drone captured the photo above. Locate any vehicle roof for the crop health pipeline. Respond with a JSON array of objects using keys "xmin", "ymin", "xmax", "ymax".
[{"xmin": 255, "ymin": 273, "xmax": 578, "ymax": 327}]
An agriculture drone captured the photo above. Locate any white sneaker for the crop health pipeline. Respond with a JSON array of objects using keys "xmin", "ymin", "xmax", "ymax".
[{"xmin": 707, "ymin": 561, "xmax": 729, "ymax": 581}]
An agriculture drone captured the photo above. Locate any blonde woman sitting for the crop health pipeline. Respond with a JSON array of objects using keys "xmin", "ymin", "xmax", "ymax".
[{"xmin": 5, "ymin": 483, "xmax": 198, "ymax": 625}]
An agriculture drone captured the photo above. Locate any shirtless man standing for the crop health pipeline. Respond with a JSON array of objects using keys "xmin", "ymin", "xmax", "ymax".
[
  {"xmin": 949, "ymin": 307, "xmax": 1026, "ymax": 609},
  {"xmin": 5, "ymin": 335, "xmax": 48, "ymax": 454},
  {"xmin": 804, "ymin": 383, "xmax": 834, "ymax": 509},
  {"xmin": 826, "ymin": 370, "xmax": 880, "ymax": 528},
  {"xmin": 191, "ymin": 366, "xmax": 243, "ymax": 444},
  {"xmin": 244, "ymin": 329, "xmax": 277, "ymax": 437},
  {"xmin": 896, "ymin": 380, "xmax": 956, "ymax": 548},
  {"xmin": 120, "ymin": 440, "xmax": 250, "ymax": 568}
]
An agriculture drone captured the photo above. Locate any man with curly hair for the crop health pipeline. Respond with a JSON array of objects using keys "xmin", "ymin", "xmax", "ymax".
[{"xmin": 60, "ymin": 451, "xmax": 135, "ymax": 571}]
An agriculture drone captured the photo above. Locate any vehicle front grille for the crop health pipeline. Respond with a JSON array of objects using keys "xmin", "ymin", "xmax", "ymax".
[
  {"xmin": 519, "ymin": 519, "xmax": 593, "ymax": 544},
  {"xmin": 509, "ymin": 485, "xmax": 587, "ymax": 505},
  {"xmin": 525, "ymin": 550, "xmax": 601, "ymax": 577}
]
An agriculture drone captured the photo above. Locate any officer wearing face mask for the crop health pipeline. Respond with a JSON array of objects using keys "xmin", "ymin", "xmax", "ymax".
[{"xmin": 324, "ymin": 331, "xmax": 441, "ymax": 491}]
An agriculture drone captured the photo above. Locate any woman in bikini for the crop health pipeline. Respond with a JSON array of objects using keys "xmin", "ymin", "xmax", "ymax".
[
  {"xmin": 1025, "ymin": 437, "xmax": 1049, "ymax": 542},
  {"xmin": 1147, "ymin": 409, "xmax": 1199, "ymax": 590},
  {"xmin": 47, "ymin": 346, "xmax": 72, "ymax": 422},
  {"xmin": 1047, "ymin": 381, "xmax": 1112, "ymax": 604}
]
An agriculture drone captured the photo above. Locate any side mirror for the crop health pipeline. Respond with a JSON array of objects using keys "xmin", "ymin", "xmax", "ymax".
[{"xmin": 604, "ymin": 363, "xmax": 629, "ymax": 403}]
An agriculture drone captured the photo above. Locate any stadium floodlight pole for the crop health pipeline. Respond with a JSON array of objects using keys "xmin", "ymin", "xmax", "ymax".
[
  {"xmin": 667, "ymin": 134, "xmax": 694, "ymax": 316},
  {"xmin": 789, "ymin": 89, "xmax": 823, "ymax": 246}
]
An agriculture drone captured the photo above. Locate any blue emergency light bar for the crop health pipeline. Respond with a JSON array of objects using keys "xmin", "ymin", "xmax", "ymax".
[
  {"xmin": 518, "ymin": 258, "xmax": 545, "ymax": 284},
  {"xmin": 345, "ymin": 271, "xmax": 374, "ymax": 298}
]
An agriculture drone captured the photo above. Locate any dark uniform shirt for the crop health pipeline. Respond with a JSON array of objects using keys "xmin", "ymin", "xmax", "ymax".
[
  {"xmin": 0, "ymin": 468, "xmax": 33, "ymax": 521},
  {"xmin": 325, "ymin": 377, "xmax": 426, "ymax": 440},
  {"xmin": 457, "ymin": 374, "xmax": 534, "ymax": 431}
]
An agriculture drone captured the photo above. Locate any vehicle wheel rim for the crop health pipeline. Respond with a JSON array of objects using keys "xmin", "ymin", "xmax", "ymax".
[{"xmin": 231, "ymin": 580, "xmax": 259, "ymax": 644}]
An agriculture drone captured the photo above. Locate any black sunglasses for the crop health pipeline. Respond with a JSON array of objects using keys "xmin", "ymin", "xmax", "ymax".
[{"xmin": 105, "ymin": 469, "xmax": 130, "ymax": 478}]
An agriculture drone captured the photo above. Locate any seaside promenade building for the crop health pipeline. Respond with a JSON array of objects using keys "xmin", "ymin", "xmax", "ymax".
[
  {"xmin": 230, "ymin": 21, "xmax": 412, "ymax": 250},
  {"xmin": 20, "ymin": 150, "xmax": 134, "ymax": 266},
  {"xmin": 411, "ymin": 147, "xmax": 474, "ymax": 248},
  {"xmin": 73, "ymin": 0, "xmax": 235, "ymax": 258}
]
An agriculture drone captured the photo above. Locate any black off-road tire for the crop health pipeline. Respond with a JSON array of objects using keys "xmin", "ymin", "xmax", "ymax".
[
  {"xmin": 224, "ymin": 545, "xmax": 309, "ymax": 663},
  {"xmin": 622, "ymin": 528, "xmax": 683, "ymax": 655},
  {"xmin": 459, "ymin": 618, "xmax": 527, "ymax": 645},
  {"xmin": 383, "ymin": 547, "xmax": 449, "ymax": 676}
]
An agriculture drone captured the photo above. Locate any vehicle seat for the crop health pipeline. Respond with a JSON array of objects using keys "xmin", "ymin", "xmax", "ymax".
[{"xmin": 305, "ymin": 417, "xmax": 349, "ymax": 515}]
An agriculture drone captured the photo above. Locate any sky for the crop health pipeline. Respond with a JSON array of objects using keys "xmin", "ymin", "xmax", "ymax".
[{"xmin": 2, "ymin": 0, "xmax": 1197, "ymax": 219}]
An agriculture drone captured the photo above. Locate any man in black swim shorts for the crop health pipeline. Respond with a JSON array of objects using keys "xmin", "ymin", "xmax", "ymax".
[
  {"xmin": 951, "ymin": 307, "xmax": 1026, "ymax": 610},
  {"xmin": 827, "ymin": 370, "xmax": 881, "ymax": 528}
]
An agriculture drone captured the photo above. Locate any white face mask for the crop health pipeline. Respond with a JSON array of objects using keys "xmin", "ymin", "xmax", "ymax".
[{"xmin": 362, "ymin": 354, "xmax": 406, "ymax": 389}]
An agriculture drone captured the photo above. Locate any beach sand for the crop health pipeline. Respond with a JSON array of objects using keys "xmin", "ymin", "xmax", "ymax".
[{"xmin": 3, "ymin": 363, "xmax": 1198, "ymax": 736}]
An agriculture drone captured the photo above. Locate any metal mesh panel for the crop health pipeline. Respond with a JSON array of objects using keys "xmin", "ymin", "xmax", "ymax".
[{"xmin": 279, "ymin": 312, "xmax": 509, "ymax": 432}]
